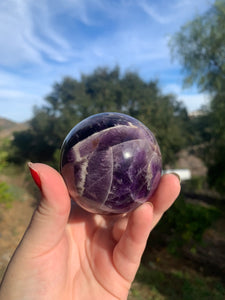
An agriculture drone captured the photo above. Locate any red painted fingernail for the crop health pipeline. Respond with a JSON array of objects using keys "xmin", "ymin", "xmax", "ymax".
[{"xmin": 28, "ymin": 162, "xmax": 42, "ymax": 190}]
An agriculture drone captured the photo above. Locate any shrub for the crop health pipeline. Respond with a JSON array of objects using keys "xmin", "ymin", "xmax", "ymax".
[
  {"xmin": 155, "ymin": 194, "xmax": 220, "ymax": 253},
  {"xmin": 0, "ymin": 181, "xmax": 14, "ymax": 207}
]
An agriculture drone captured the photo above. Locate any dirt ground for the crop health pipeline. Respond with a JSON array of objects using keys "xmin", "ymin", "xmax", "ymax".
[
  {"xmin": 0, "ymin": 168, "xmax": 35, "ymax": 280},
  {"xmin": 0, "ymin": 196, "xmax": 34, "ymax": 278}
]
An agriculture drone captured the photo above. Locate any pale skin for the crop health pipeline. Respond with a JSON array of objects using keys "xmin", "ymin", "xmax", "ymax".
[{"xmin": 0, "ymin": 163, "xmax": 180, "ymax": 300}]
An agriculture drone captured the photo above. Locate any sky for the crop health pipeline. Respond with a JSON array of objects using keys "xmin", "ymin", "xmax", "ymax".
[{"xmin": 0, "ymin": 0, "xmax": 213, "ymax": 123}]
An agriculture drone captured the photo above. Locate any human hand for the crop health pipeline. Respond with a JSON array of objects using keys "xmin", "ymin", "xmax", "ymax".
[{"xmin": 0, "ymin": 163, "xmax": 180, "ymax": 300}]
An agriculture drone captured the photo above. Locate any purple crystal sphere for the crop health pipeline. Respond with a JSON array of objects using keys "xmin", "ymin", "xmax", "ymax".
[{"xmin": 60, "ymin": 112, "xmax": 162, "ymax": 214}]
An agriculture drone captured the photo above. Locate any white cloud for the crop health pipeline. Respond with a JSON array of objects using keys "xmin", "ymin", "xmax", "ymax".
[
  {"xmin": 0, "ymin": 0, "xmax": 72, "ymax": 67},
  {"xmin": 0, "ymin": 0, "xmax": 212, "ymax": 68},
  {"xmin": 178, "ymin": 93, "xmax": 210, "ymax": 111},
  {"xmin": 0, "ymin": 90, "xmax": 44, "ymax": 122},
  {"xmin": 139, "ymin": 0, "xmax": 171, "ymax": 24},
  {"xmin": 164, "ymin": 83, "xmax": 183, "ymax": 95},
  {"xmin": 174, "ymin": 0, "xmax": 214, "ymax": 10},
  {"xmin": 0, "ymin": 0, "xmax": 213, "ymax": 122},
  {"xmin": 0, "ymin": 90, "xmax": 30, "ymax": 99},
  {"xmin": 0, "ymin": 70, "xmax": 50, "ymax": 122},
  {"xmin": 163, "ymin": 83, "xmax": 210, "ymax": 111}
]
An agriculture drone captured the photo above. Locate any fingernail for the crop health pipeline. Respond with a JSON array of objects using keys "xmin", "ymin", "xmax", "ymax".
[
  {"xmin": 28, "ymin": 162, "xmax": 42, "ymax": 190},
  {"xmin": 146, "ymin": 201, "xmax": 154, "ymax": 208},
  {"xmin": 170, "ymin": 172, "xmax": 181, "ymax": 183}
]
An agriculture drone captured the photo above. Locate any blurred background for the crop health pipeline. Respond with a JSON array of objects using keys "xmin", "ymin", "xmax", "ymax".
[{"xmin": 0, "ymin": 0, "xmax": 224, "ymax": 299}]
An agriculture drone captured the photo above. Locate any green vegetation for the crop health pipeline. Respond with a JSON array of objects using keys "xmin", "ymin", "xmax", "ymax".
[
  {"xmin": 0, "ymin": 151, "xmax": 8, "ymax": 172},
  {"xmin": 170, "ymin": 0, "xmax": 225, "ymax": 93},
  {"xmin": 0, "ymin": 182, "xmax": 14, "ymax": 208},
  {"xmin": 155, "ymin": 194, "xmax": 220, "ymax": 254},
  {"xmin": 0, "ymin": 138, "xmax": 10, "ymax": 171},
  {"xmin": 184, "ymin": 175, "xmax": 207, "ymax": 192},
  {"xmin": 170, "ymin": 0, "xmax": 225, "ymax": 194},
  {"xmin": 7, "ymin": 67, "xmax": 190, "ymax": 166},
  {"xmin": 131, "ymin": 264, "xmax": 225, "ymax": 300},
  {"xmin": 1, "ymin": 1, "xmax": 224, "ymax": 298}
]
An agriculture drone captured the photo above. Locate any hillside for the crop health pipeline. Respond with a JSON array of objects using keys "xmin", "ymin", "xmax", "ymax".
[
  {"xmin": 0, "ymin": 117, "xmax": 29, "ymax": 140},
  {"xmin": 0, "ymin": 118, "xmax": 17, "ymax": 130}
]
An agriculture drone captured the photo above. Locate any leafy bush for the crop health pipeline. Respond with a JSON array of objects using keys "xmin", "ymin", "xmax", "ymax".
[
  {"xmin": 0, "ymin": 150, "xmax": 8, "ymax": 171},
  {"xmin": 0, "ymin": 138, "xmax": 10, "ymax": 171},
  {"xmin": 155, "ymin": 194, "xmax": 220, "ymax": 253},
  {"xmin": 135, "ymin": 264, "xmax": 225, "ymax": 300},
  {"xmin": 184, "ymin": 176, "xmax": 207, "ymax": 192},
  {"xmin": 0, "ymin": 181, "xmax": 14, "ymax": 207}
]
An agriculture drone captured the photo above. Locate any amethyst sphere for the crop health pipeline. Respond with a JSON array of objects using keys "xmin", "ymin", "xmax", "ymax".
[{"xmin": 60, "ymin": 112, "xmax": 162, "ymax": 214}]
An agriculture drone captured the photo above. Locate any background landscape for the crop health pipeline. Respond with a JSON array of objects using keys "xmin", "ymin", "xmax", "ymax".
[{"xmin": 1, "ymin": 0, "xmax": 225, "ymax": 299}]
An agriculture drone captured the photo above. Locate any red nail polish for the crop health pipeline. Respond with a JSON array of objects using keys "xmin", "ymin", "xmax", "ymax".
[{"xmin": 28, "ymin": 162, "xmax": 42, "ymax": 190}]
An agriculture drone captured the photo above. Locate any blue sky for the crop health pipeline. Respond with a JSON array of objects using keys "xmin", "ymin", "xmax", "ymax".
[{"xmin": 0, "ymin": 0, "xmax": 213, "ymax": 122}]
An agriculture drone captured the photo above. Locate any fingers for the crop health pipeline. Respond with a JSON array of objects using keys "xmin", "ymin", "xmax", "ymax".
[
  {"xmin": 150, "ymin": 173, "xmax": 181, "ymax": 230},
  {"xmin": 113, "ymin": 202, "xmax": 153, "ymax": 282},
  {"xmin": 113, "ymin": 173, "xmax": 180, "ymax": 243},
  {"xmin": 112, "ymin": 217, "xmax": 129, "ymax": 242},
  {"xmin": 112, "ymin": 173, "xmax": 180, "ymax": 283},
  {"xmin": 21, "ymin": 163, "xmax": 71, "ymax": 256}
]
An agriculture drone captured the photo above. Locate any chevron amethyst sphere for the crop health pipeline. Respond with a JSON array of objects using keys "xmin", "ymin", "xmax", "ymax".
[{"xmin": 60, "ymin": 112, "xmax": 162, "ymax": 214}]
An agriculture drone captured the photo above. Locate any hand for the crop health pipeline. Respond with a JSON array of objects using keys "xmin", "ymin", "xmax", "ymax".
[{"xmin": 0, "ymin": 163, "xmax": 180, "ymax": 300}]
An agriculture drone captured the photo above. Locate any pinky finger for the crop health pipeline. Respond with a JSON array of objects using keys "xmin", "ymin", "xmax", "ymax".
[{"xmin": 150, "ymin": 173, "xmax": 181, "ymax": 230}]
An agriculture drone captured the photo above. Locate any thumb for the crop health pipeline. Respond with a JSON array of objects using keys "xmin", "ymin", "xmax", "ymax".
[{"xmin": 21, "ymin": 163, "xmax": 71, "ymax": 255}]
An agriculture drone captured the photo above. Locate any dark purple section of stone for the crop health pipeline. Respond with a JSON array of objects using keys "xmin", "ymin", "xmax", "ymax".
[
  {"xmin": 60, "ymin": 112, "xmax": 162, "ymax": 214},
  {"xmin": 147, "ymin": 155, "xmax": 162, "ymax": 198},
  {"xmin": 61, "ymin": 148, "xmax": 75, "ymax": 167},
  {"xmin": 128, "ymin": 150, "xmax": 150, "ymax": 199},
  {"xmin": 104, "ymin": 140, "xmax": 152, "ymax": 211},
  {"xmin": 104, "ymin": 192, "xmax": 136, "ymax": 213}
]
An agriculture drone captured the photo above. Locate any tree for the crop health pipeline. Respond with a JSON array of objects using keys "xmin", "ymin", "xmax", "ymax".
[
  {"xmin": 170, "ymin": 0, "xmax": 225, "ymax": 194},
  {"xmin": 9, "ymin": 67, "xmax": 189, "ymax": 166},
  {"xmin": 207, "ymin": 90, "xmax": 225, "ymax": 193},
  {"xmin": 170, "ymin": 0, "xmax": 225, "ymax": 93}
]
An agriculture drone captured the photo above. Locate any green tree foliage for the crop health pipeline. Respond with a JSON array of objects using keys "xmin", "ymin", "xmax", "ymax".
[
  {"xmin": 170, "ymin": 0, "xmax": 225, "ymax": 193},
  {"xmin": 188, "ymin": 109, "xmax": 212, "ymax": 146},
  {"xmin": 9, "ymin": 67, "xmax": 189, "ymax": 166},
  {"xmin": 170, "ymin": 0, "xmax": 225, "ymax": 93},
  {"xmin": 207, "ymin": 91, "xmax": 225, "ymax": 193}
]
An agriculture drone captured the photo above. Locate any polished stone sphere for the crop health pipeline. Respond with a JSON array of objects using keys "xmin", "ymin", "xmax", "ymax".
[{"xmin": 60, "ymin": 112, "xmax": 162, "ymax": 214}]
